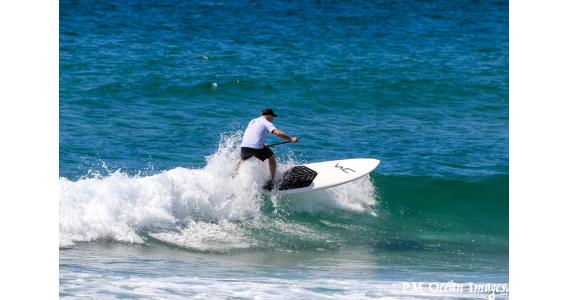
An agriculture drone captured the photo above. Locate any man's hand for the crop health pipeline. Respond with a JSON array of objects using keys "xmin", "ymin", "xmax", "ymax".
[{"xmin": 291, "ymin": 137, "xmax": 299, "ymax": 143}]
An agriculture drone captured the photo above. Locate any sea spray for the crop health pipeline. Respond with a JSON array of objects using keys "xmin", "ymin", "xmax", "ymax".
[{"xmin": 59, "ymin": 132, "xmax": 379, "ymax": 249}]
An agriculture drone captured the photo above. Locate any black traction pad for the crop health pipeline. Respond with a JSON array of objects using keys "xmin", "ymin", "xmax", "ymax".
[{"xmin": 276, "ymin": 165, "xmax": 318, "ymax": 190}]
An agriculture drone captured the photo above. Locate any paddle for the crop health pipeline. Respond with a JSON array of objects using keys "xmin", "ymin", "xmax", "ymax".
[{"xmin": 267, "ymin": 141, "xmax": 292, "ymax": 147}]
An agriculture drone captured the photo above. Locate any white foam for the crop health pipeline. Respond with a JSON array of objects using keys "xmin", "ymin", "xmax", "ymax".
[
  {"xmin": 59, "ymin": 132, "xmax": 378, "ymax": 248},
  {"xmin": 149, "ymin": 220, "xmax": 253, "ymax": 252},
  {"xmin": 60, "ymin": 270, "xmax": 508, "ymax": 300},
  {"xmin": 281, "ymin": 175, "xmax": 378, "ymax": 216}
]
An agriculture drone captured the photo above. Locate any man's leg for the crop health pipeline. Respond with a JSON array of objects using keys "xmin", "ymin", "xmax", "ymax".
[
  {"xmin": 268, "ymin": 155, "xmax": 276, "ymax": 181},
  {"xmin": 233, "ymin": 158, "xmax": 245, "ymax": 177}
]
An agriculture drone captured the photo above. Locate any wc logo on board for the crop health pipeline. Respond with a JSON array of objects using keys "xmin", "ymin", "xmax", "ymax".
[{"xmin": 335, "ymin": 163, "xmax": 355, "ymax": 174}]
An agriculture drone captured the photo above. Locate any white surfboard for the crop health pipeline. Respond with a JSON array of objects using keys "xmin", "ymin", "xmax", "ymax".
[{"xmin": 273, "ymin": 158, "xmax": 380, "ymax": 194}]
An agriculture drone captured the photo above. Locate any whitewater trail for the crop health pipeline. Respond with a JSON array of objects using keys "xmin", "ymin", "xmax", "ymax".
[{"xmin": 59, "ymin": 133, "xmax": 377, "ymax": 249}]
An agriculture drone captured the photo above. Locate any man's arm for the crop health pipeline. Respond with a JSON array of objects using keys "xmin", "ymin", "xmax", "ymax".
[{"xmin": 272, "ymin": 129, "xmax": 298, "ymax": 143}]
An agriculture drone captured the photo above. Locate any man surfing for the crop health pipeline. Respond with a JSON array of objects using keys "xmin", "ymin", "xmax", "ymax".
[{"xmin": 234, "ymin": 108, "xmax": 299, "ymax": 190}]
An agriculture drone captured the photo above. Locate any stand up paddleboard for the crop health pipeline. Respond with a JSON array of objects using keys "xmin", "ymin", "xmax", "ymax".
[{"xmin": 269, "ymin": 158, "xmax": 380, "ymax": 194}]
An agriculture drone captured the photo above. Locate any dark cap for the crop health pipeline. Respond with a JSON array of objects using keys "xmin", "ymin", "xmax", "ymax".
[{"xmin": 261, "ymin": 108, "xmax": 278, "ymax": 117}]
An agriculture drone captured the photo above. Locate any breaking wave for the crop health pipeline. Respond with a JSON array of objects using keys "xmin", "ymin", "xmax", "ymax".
[{"xmin": 59, "ymin": 133, "xmax": 378, "ymax": 250}]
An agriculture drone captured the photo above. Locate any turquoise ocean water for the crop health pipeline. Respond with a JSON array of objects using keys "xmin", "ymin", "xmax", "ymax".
[{"xmin": 60, "ymin": 0, "xmax": 508, "ymax": 298}]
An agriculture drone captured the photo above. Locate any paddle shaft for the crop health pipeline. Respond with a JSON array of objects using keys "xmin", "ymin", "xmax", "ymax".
[{"xmin": 267, "ymin": 141, "xmax": 292, "ymax": 147}]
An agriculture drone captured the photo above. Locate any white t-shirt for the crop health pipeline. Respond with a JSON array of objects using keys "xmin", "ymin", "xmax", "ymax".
[{"xmin": 241, "ymin": 116, "xmax": 277, "ymax": 149}]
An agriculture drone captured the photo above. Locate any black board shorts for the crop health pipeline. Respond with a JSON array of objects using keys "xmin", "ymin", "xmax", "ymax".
[{"xmin": 240, "ymin": 147, "xmax": 274, "ymax": 161}]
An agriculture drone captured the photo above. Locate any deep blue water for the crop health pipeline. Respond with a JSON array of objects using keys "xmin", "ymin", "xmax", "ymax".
[
  {"xmin": 60, "ymin": 0, "xmax": 508, "ymax": 298},
  {"xmin": 60, "ymin": 0, "xmax": 508, "ymax": 179}
]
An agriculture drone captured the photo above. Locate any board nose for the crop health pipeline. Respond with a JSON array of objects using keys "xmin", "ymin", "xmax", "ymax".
[{"xmin": 360, "ymin": 158, "xmax": 380, "ymax": 169}]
